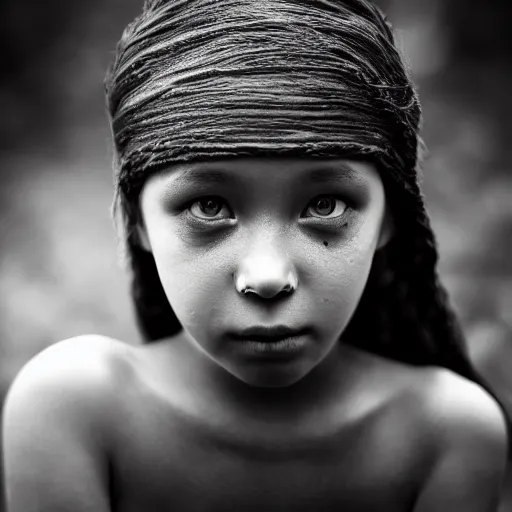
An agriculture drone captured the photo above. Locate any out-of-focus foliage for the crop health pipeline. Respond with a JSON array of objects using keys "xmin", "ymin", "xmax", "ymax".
[{"xmin": 0, "ymin": 1, "xmax": 511, "ymax": 510}]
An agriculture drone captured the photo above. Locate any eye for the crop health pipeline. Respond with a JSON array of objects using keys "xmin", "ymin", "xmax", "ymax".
[
  {"xmin": 303, "ymin": 196, "xmax": 348, "ymax": 219},
  {"xmin": 185, "ymin": 195, "xmax": 349, "ymax": 223},
  {"xmin": 188, "ymin": 196, "xmax": 231, "ymax": 220}
]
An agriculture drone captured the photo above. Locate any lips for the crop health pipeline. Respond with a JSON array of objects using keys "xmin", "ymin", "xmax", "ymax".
[{"xmin": 229, "ymin": 325, "xmax": 309, "ymax": 342}]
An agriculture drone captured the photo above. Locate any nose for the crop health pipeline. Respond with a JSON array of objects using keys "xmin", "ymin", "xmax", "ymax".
[{"xmin": 234, "ymin": 251, "xmax": 298, "ymax": 299}]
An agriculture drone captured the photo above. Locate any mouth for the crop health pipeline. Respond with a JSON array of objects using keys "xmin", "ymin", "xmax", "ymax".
[{"xmin": 229, "ymin": 325, "xmax": 310, "ymax": 343}]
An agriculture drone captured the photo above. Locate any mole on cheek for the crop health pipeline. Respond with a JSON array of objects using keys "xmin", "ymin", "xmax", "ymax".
[{"xmin": 323, "ymin": 241, "xmax": 329, "ymax": 247}]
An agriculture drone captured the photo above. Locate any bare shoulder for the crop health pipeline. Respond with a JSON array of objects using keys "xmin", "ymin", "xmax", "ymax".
[
  {"xmin": 374, "ymin": 356, "xmax": 508, "ymax": 443},
  {"xmin": 6, "ymin": 333, "xmax": 131, "ymax": 383},
  {"xmin": 2, "ymin": 335, "xmax": 135, "ymax": 511},
  {"xmin": 414, "ymin": 367, "xmax": 508, "ymax": 450},
  {"xmin": 400, "ymin": 367, "xmax": 509, "ymax": 510},
  {"xmin": 347, "ymin": 349, "xmax": 508, "ymax": 441},
  {"xmin": 3, "ymin": 334, "xmax": 134, "ymax": 424},
  {"xmin": 367, "ymin": 355, "xmax": 508, "ymax": 459}
]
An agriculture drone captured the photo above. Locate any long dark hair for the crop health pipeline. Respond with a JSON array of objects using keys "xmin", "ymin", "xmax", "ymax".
[{"xmin": 105, "ymin": 0, "xmax": 510, "ymax": 452}]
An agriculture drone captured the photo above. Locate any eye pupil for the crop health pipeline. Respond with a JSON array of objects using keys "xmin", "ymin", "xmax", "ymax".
[
  {"xmin": 199, "ymin": 198, "xmax": 221, "ymax": 216},
  {"xmin": 315, "ymin": 197, "xmax": 335, "ymax": 216}
]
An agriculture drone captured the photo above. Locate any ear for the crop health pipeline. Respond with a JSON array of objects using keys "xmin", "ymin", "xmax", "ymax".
[
  {"xmin": 136, "ymin": 224, "xmax": 152, "ymax": 252},
  {"xmin": 376, "ymin": 206, "xmax": 394, "ymax": 250},
  {"xmin": 134, "ymin": 213, "xmax": 152, "ymax": 253}
]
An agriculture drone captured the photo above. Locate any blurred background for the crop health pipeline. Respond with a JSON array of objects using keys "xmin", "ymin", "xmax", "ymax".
[{"xmin": 0, "ymin": 0, "xmax": 511, "ymax": 509}]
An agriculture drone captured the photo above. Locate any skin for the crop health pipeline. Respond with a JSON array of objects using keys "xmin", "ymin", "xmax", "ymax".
[
  {"xmin": 466, "ymin": 320, "xmax": 512, "ymax": 510},
  {"xmin": 2, "ymin": 157, "xmax": 508, "ymax": 511},
  {"xmin": 136, "ymin": 157, "xmax": 393, "ymax": 401}
]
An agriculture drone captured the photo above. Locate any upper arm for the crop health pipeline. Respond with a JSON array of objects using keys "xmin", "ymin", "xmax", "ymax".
[
  {"xmin": 2, "ymin": 336, "xmax": 119, "ymax": 512},
  {"xmin": 413, "ymin": 371, "xmax": 508, "ymax": 512}
]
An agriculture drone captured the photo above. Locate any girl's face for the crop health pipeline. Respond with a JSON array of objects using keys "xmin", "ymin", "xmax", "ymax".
[{"xmin": 138, "ymin": 157, "xmax": 392, "ymax": 388}]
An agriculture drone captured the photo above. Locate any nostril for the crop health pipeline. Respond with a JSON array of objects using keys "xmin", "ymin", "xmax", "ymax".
[
  {"xmin": 242, "ymin": 283, "xmax": 294, "ymax": 300},
  {"xmin": 259, "ymin": 284, "xmax": 288, "ymax": 300}
]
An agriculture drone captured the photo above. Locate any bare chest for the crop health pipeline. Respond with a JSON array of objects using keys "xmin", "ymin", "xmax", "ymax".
[{"xmin": 109, "ymin": 389, "xmax": 424, "ymax": 512}]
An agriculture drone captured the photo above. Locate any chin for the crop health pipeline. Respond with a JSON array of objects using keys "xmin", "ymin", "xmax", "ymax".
[{"xmin": 227, "ymin": 363, "xmax": 311, "ymax": 389}]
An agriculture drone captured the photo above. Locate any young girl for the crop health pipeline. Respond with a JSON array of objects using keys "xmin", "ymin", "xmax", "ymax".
[{"xmin": 3, "ymin": 1, "xmax": 510, "ymax": 510}]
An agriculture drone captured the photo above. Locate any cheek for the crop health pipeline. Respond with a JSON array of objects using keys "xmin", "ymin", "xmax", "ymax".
[
  {"xmin": 314, "ymin": 232, "xmax": 378, "ymax": 322},
  {"xmin": 321, "ymin": 248, "xmax": 373, "ymax": 302},
  {"xmin": 148, "ymin": 230, "xmax": 228, "ymax": 326}
]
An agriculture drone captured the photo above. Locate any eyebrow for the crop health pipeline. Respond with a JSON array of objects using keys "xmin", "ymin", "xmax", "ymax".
[
  {"xmin": 306, "ymin": 165, "xmax": 361, "ymax": 183},
  {"xmin": 171, "ymin": 163, "xmax": 361, "ymax": 187}
]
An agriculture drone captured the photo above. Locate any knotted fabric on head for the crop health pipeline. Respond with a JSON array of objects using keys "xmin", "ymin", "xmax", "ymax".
[{"xmin": 105, "ymin": 0, "xmax": 497, "ymax": 391}]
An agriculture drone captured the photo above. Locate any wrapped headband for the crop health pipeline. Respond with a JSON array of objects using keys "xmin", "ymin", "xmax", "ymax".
[{"xmin": 107, "ymin": 0, "xmax": 420, "ymax": 204}]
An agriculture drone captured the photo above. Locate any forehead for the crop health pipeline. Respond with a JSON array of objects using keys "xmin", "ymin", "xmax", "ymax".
[{"xmin": 160, "ymin": 156, "xmax": 378, "ymax": 186}]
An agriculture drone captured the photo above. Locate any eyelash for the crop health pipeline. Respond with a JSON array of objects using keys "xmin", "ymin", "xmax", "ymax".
[{"xmin": 183, "ymin": 195, "xmax": 351, "ymax": 225}]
